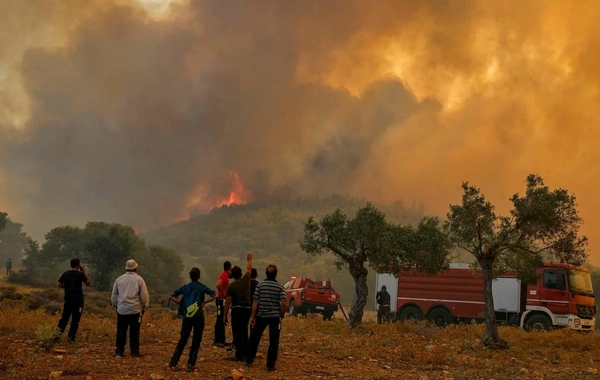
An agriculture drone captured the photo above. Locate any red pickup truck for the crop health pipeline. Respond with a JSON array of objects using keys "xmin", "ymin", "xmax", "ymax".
[{"xmin": 283, "ymin": 277, "xmax": 339, "ymax": 320}]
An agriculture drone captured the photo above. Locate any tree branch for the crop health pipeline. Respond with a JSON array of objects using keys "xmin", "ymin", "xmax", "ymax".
[
  {"xmin": 477, "ymin": 221, "xmax": 483, "ymax": 255},
  {"xmin": 325, "ymin": 238, "xmax": 352, "ymax": 262},
  {"xmin": 455, "ymin": 242, "xmax": 475, "ymax": 255}
]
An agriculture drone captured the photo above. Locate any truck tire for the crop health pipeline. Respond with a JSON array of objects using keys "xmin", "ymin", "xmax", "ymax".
[
  {"xmin": 289, "ymin": 300, "xmax": 298, "ymax": 316},
  {"xmin": 427, "ymin": 308, "xmax": 453, "ymax": 327},
  {"xmin": 525, "ymin": 314, "xmax": 552, "ymax": 332},
  {"xmin": 398, "ymin": 305, "xmax": 423, "ymax": 322}
]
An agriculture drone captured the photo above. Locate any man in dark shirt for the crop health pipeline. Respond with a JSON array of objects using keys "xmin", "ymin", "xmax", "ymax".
[
  {"xmin": 169, "ymin": 267, "xmax": 217, "ymax": 373},
  {"xmin": 55, "ymin": 258, "xmax": 91, "ymax": 343},
  {"xmin": 250, "ymin": 268, "xmax": 259, "ymax": 300},
  {"xmin": 245, "ymin": 264, "xmax": 288, "ymax": 371},
  {"xmin": 224, "ymin": 252, "xmax": 253, "ymax": 362},
  {"xmin": 376, "ymin": 285, "xmax": 391, "ymax": 324}
]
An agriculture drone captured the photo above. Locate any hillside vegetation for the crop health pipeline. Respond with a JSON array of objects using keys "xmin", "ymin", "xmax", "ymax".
[{"xmin": 144, "ymin": 195, "xmax": 430, "ymax": 308}]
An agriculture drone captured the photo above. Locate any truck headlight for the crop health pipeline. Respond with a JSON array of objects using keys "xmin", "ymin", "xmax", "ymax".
[{"xmin": 574, "ymin": 318, "xmax": 581, "ymax": 326}]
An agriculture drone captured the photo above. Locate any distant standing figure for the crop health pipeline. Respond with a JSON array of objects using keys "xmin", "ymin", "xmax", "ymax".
[
  {"xmin": 168, "ymin": 267, "xmax": 217, "ymax": 372},
  {"xmin": 214, "ymin": 261, "xmax": 232, "ymax": 347},
  {"xmin": 6, "ymin": 258, "xmax": 12, "ymax": 276},
  {"xmin": 54, "ymin": 258, "xmax": 91, "ymax": 343},
  {"xmin": 245, "ymin": 264, "xmax": 288, "ymax": 371},
  {"xmin": 376, "ymin": 285, "xmax": 391, "ymax": 324},
  {"xmin": 111, "ymin": 259, "xmax": 149, "ymax": 357}
]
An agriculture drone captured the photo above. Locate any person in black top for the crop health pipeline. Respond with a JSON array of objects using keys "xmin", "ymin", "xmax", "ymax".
[
  {"xmin": 250, "ymin": 268, "xmax": 259, "ymax": 300},
  {"xmin": 376, "ymin": 285, "xmax": 391, "ymax": 324},
  {"xmin": 55, "ymin": 258, "xmax": 91, "ymax": 343},
  {"xmin": 223, "ymin": 252, "xmax": 253, "ymax": 362}
]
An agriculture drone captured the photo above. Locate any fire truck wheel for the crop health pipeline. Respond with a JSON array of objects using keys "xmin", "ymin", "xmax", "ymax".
[
  {"xmin": 398, "ymin": 306, "xmax": 423, "ymax": 322},
  {"xmin": 525, "ymin": 314, "xmax": 552, "ymax": 332},
  {"xmin": 427, "ymin": 308, "xmax": 453, "ymax": 327}
]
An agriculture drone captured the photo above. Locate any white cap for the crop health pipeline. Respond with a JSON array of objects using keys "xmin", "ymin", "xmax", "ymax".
[{"xmin": 125, "ymin": 259, "xmax": 138, "ymax": 271}]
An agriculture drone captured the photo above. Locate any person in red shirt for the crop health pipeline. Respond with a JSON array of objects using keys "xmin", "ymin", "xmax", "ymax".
[{"xmin": 213, "ymin": 261, "xmax": 232, "ymax": 347}]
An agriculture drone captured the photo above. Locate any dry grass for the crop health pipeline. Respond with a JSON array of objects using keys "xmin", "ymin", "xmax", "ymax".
[{"xmin": 1, "ymin": 285, "xmax": 600, "ymax": 379}]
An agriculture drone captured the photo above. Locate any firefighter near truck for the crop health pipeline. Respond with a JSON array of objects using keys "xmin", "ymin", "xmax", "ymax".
[{"xmin": 376, "ymin": 262, "xmax": 596, "ymax": 331}]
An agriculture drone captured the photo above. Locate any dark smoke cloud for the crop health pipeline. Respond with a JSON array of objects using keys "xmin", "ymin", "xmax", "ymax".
[{"xmin": 2, "ymin": 0, "xmax": 600, "ymax": 262}]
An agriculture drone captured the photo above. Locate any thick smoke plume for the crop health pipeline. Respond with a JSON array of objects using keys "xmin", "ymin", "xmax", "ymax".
[{"xmin": 1, "ymin": 0, "xmax": 600, "ymax": 260}]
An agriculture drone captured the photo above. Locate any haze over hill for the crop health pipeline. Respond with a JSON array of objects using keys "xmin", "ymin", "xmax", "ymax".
[
  {"xmin": 1, "ymin": 0, "xmax": 600, "ymax": 262},
  {"xmin": 143, "ymin": 195, "xmax": 433, "ymax": 307}
]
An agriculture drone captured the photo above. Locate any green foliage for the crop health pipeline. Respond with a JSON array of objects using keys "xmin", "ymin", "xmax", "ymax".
[
  {"xmin": 0, "ymin": 216, "xmax": 32, "ymax": 266},
  {"xmin": 35, "ymin": 324, "xmax": 57, "ymax": 351},
  {"xmin": 446, "ymin": 174, "xmax": 588, "ymax": 275},
  {"xmin": 145, "ymin": 195, "xmax": 426, "ymax": 307},
  {"xmin": 0, "ymin": 212, "xmax": 7, "ymax": 232},
  {"xmin": 445, "ymin": 174, "xmax": 588, "ymax": 348},
  {"xmin": 301, "ymin": 202, "xmax": 450, "ymax": 327},
  {"xmin": 21, "ymin": 222, "xmax": 184, "ymax": 293}
]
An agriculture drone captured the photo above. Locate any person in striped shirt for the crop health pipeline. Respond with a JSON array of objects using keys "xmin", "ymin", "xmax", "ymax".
[{"xmin": 245, "ymin": 264, "xmax": 288, "ymax": 371}]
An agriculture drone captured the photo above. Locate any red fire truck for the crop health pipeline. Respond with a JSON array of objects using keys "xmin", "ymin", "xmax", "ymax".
[{"xmin": 375, "ymin": 262, "xmax": 596, "ymax": 331}]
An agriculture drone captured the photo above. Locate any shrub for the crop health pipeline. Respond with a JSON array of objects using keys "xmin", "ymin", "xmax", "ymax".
[
  {"xmin": 8, "ymin": 271, "xmax": 53, "ymax": 288},
  {"xmin": 43, "ymin": 302, "xmax": 63, "ymax": 315},
  {"xmin": 35, "ymin": 324, "xmax": 57, "ymax": 351}
]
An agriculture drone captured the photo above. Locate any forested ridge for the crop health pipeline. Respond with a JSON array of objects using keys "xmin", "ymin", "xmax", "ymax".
[{"xmin": 144, "ymin": 195, "xmax": 428, "ymax": 307}]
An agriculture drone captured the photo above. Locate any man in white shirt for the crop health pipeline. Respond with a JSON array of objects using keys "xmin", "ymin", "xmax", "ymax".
[{"xmin": 111, "ymin": 259, "xmax": 150, "ymax": 357}]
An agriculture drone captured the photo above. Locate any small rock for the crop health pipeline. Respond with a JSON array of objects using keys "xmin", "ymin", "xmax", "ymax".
[
  {"xmin": 56, "ymin": 355, "xmax": 63, "ymax": 359},
  {"xmin": 150, "ymin": 374, "xmax": 165, "ymax": 380},
  {"xmin": 384, "ymin": 365, "xmax": 391, "ymax": 370},
  {"xmin": 49, "ymin": 371, "xmax": 63, "ymax": 379},
  {"xmin": 425, "ymin": 345, "xmax": 434, "ymax": 351},
  {"xmin": 231, "ymin": 369, "xmax": 245, "ymax": 380},
  {"xmin": 587, "ymin": 368, "xmax": 599, "ymax": 375}
]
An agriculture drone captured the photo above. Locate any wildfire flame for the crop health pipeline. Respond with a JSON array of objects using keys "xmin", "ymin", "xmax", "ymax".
[{"xmin": 175, "ymin": 170, "xmax": 251, "ymax": 222}]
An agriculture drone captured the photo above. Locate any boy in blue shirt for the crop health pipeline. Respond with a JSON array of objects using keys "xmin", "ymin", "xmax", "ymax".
[{"xmin": 168, "ymin": 267, "xmax": 217, "ymax": 372}]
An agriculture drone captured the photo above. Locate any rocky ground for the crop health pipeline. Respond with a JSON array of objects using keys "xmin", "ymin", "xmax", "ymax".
[{"xmin": 1, "ymin": 280, "xmax": 600, "ymax": 379}]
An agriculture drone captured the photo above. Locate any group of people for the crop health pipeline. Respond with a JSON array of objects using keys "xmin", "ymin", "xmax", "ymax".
[{"xmin": 53, "ymin": 252, "xmax": 288, "ymax": 374}]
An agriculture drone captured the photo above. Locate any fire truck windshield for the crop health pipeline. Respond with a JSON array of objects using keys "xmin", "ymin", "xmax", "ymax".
[{"xmin": 568, "ymin": 269, "xmax": 595, "ymax": 297}]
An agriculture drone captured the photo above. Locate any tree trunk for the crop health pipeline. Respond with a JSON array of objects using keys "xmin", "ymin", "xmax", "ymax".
[
  {"xmin": 480, "ymin": 258, "xmax": 508, "ymax": 349},
  {"xmin": 347, "ymin": 261, "xmax": 368, "ymax": 328}
]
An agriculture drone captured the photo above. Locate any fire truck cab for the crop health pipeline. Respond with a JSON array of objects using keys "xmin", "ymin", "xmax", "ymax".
[{"xmin": 375, "ymin": 262, "xmax": 596, "ymax": 331}]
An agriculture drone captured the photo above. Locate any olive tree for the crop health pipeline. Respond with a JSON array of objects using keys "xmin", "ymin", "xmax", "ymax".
[
  {"xmin": 301, "ymin": 203, "xmax": 451, "ymax": 328},
  {"xmin": 445, "ymin": 174, "xmax": 587, "ymax": 349}
]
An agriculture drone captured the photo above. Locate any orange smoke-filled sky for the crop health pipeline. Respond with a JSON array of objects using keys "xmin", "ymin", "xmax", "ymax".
[{"xmin": 1, "ymin": 0, "xmax": 599, "ymax": 262}]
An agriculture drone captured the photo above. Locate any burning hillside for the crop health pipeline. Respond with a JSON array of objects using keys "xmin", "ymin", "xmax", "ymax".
[{"xmin": 176, "ymin": 170, "xmax": 252, "ymax": 222}]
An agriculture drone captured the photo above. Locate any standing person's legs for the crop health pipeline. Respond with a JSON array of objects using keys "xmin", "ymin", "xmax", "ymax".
[
  {"xmin": 67, "ymin": 302, "xmax": 84, "ymax": 342},
  {"xmin": 245, "ymin": 317, "xmax": 268, "ymax": 366},
  {"xmin": 214, "ymin": 298, "xmax": 226, "ymax": 346},
  {"xmin": 266, "ymin": 317, "xmax": 282, "ymax": 370},
  {"xmin": 115, "ymin": 313, "xmax": 128, "ymax": 356},
  {"xmin": 56, "ymin": 302, "xmax": 74, "ymax": 338},
  {"xmin": 187, "ymin": 317, "xmax": 205, "ymax": 369},
  {"xmin": 170, "ymin": 318, "xmax": 193, "ymax": 367},
  {"xmin": 377, "ymin": 307, "xmax": 383, "ymax": 324},
  {"xmin": 231, "ymin": 308, "xmax": 250, "ymax": 361},
  {"xmin": 129, "ymin": 313, "xmax": 142, "ymax": 355}
]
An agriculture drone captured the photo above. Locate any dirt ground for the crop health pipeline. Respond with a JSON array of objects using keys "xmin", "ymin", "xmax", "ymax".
[{"xmin": 1, "ymin": 279, "xmax": 600, "ymax": 379}]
